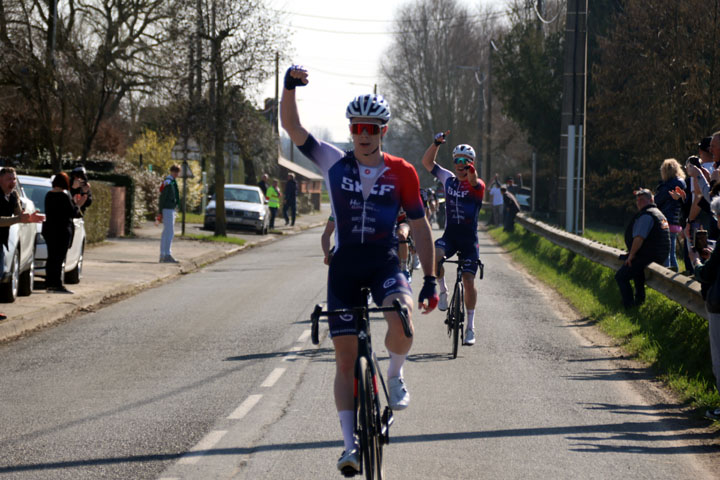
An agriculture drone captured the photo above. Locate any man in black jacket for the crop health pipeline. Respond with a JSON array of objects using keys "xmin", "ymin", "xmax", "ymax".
[
  {"xmin": 616, "ymin": 188, "xmax": 671, "ymax": 309},
  {"xmin": 283, "ymin": 173, "xmax": 297, "ymax": 226}
]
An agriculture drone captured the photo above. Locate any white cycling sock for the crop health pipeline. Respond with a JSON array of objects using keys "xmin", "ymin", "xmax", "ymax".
[
  {"xmin": 467, "ymin": 309, "xmax": 475, "ymax": 331},
  {"xmin": 438, "ymin": 277, "xmax": 447, "ymax": 293},
  {"xmin": 387, "ymin": 351, "xmax": 406, "ymax": 378},
  {"xmin": 339, "ymin": 410, "xmax": 355, "ymax": 451}
]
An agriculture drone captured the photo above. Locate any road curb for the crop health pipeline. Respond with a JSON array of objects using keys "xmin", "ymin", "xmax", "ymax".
[{"xmin": 0, "ymin": 220, "xmax": 326, "ymax": 343}]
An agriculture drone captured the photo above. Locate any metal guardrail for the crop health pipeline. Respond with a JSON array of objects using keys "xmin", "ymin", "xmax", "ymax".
[{"xmin": 516, "ymin": 213, "xmax": 708, "ymax": 319}]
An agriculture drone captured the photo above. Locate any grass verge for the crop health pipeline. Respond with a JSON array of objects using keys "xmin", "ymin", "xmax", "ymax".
[
  {"xmin": 485, "ymin": 218, "xmax": 719, "ymax": 412},
  {"xmin": 181, "ymin": 233, "xmax": 246, "ymax": 246}
]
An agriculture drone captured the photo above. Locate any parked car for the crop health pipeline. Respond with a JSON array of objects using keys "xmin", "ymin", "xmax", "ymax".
[
  {"xmin": 0, "ymin": 177, "xmax": 39, "ymax": 302},
  {"xmin": 18, "ymin": 175, "xmax": 86, "ymax": 286},
  {"xmin": 204, "ymin": 184, "xmax": 270, "ymax": 235}
]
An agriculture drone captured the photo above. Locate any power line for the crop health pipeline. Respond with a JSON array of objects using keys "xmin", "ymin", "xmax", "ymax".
[{"xmin": 272, "ymin": 8, "xmax": 506, "ymax": 24}]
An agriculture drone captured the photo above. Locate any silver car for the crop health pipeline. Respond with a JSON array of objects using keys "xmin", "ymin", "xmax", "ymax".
[
  {"xmin": 18, "ymin": 175, "xmax": 86, "ymax": 287},
  {"xmin": 0, "ymin": 178, "xmax": 39, "ymax": 302},
  {"xmin": 204, "ymin": 184, "xmax": 270, "ymax": 235}
]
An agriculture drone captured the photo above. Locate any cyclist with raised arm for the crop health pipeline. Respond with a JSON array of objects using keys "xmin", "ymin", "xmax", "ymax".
[
  {"xmin": 422, "ymin": 132, "xmax": 485, "ymax": 345},
  {"xmin": 281, "ymin": 65, "xmax": 438, "ymax": 474}
]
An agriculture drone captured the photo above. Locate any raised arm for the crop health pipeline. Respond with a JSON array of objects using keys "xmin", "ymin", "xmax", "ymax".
[
  {"xmin": 280, "ymin": 66, "xmax": 310, "ymax": 147},
  {"xmin": 421, "ymin": 131, "xmax": 449, "ymax": 173}
]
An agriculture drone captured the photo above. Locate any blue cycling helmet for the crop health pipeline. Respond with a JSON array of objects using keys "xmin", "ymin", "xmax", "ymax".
[{"xmin": 346, "ymin": 94, "xmax": 391, "ymax": 124}]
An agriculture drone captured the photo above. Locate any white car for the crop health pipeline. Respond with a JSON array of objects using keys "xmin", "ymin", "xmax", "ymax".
[
  {"xmin": 0, "ymin": 178, "xmax": 38, "ymax": 302},
  {"xmin": 18, "ymin": 175, "xmax": 86, "ymax": 287},
  {"xmin": 204, "ymin": 184, "xmax": 270, "ymax": 235}
]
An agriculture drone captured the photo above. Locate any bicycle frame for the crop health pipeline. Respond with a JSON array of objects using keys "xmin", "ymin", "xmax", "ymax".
[{"xmin": 440, "ymin": 256, "xmax": 484, "ymax": 358}]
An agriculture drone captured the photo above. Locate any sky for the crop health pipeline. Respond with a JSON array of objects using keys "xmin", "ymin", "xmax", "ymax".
[{"xmin": 257, "ymin": 0, "xmax": 509, "ymax": 143}]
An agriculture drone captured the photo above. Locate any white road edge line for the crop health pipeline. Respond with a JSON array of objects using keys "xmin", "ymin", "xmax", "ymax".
[
  {"xmin": 178, "ymin": 430, "xmax": 228, "ymax": 465},
  {"xmin": 297, "ymin": 329, "xmax": 311, "ymax": 343},
  {"xmin": 261, "ymin": 367, "xmax": 286, "ymax": 387},
  {"xmin": 228, "ymin": 394, "xmax": 263, "ymax": 420}
]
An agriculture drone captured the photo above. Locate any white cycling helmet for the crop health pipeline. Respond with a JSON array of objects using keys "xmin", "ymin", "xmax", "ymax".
[
  {"xmin": 346, "ymin": 94, "xmax": 391, "ymax": 124},
  {"xmin": 452, "ymin": 144, "xmax": 476, "ymax": 161}
]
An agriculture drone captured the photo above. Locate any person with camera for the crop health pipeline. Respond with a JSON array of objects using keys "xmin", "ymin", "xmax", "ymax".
[
  {"xmin": 615, "ymin": 188, "xmax": 671, "ymax": 309},
  {"xmin": 69, "ymin": 166, "xmax": 92, "ymax": 213},
  {"xmin": 688, "ymin": 195, "xmax": 720, "ymax": 420}
]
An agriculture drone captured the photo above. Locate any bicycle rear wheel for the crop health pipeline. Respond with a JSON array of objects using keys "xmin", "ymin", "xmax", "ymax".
[
  {"xmin": 451, "ymin": 282, "xmax": 462, "ymax": 359},
  {"xmin": 357, "ymin": 357, "xmax": 383, "ymax": 479}
]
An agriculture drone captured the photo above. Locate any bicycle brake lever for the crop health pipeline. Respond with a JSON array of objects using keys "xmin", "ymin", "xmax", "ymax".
[
  {"xmin": 392, "ymin": 299, "xmax": 413, "ymax": 338},
  {"xmin": 310, "ymin": 304, "xmax": 323, "ymax": 345}
]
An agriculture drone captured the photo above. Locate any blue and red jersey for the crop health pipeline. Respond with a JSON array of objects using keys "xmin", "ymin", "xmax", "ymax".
[
  {"xmin": 298, "ymin": 134, "xmax": 424, "ymax": 250},
  {"xmin": 432, "ymin": 164, "xmax": 485, "ymax": 237}
]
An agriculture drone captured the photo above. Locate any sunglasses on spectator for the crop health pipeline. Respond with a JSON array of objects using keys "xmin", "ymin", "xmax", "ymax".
[
  {"xmin": 350, "ymin": 123, "xmax": 383, "ymax": 135},
  {"xmin": 454, "ymin": 156, "xmax": 473, "ymax": 165}
]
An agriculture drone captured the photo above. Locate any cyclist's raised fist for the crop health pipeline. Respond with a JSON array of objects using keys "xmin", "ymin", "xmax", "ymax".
[
  {"xmin": 284, "ymin": 65, "xmax": 309, "ymax": 90},
  {"xmin": 433, "ymin": 130, "xmax": 450, "ymax": 146},
  {"xmin": 418, "ymin": 276, "xmax": 439, "ymax": 314}
]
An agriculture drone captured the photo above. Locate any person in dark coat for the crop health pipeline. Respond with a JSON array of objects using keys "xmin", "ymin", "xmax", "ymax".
[
  {"xmin": 615, "ymin": 188, "xmax": 670, "ymax": 309},
  {"xmin": 257, "ymin": 173, "xmax": 269, "ymax": 195},
  {"xmin": 283, "ymin": 173, "xmax": 297, "ymax": 226},
  {"xmin": 44, "ymin": 172, "xmax": 84, "ymax": 294},
  {"xmin": 501, "ymin": 186, "xmax": 520, "ymax": 232}
]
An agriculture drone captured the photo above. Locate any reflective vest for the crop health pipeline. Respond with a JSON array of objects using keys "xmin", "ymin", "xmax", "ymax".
[{"xmin": 266, "ymin": 186, "xmax": 280, "ymax": 208}]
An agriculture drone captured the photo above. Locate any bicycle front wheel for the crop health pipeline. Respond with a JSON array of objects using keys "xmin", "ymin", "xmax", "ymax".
[
  {"xmin": 451, "ymin": 282, "xmax": 462, "ymax": 359},
  {"xmin": 357, "ymin": 357, "xmax": 383, "ymax": 479}
]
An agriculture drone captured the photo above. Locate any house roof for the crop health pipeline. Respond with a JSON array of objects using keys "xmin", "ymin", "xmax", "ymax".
[{"xmin": 278, "ymin": 155, "xmax": 323, "ymax": 181}]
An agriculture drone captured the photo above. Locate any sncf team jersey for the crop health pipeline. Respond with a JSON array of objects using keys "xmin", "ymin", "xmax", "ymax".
[
  {"xmin": 432, "ymin": 164, "xmax": 485, "ymax": 235},
  {"xmin": 298, "ymin": 134, "xmax": 424, "ymax": 249}
]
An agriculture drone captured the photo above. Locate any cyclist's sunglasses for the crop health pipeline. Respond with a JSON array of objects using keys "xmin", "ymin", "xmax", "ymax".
[
  {"xmin": 350, "ymin": 123, "xmax": 384, "ymax": 135},
  {"xmin": 454, "ymin": 156, "xmax": 473, "ymax": 165}
]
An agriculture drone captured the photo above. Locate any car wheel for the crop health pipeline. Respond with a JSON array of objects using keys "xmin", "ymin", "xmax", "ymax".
[
  {"xmin": 64, "ymin": 241, "xmax": 84, "ymax": 284},
  {"xmin": 18, "ymin": 249, "xmax": 34, "ymax": 296},
  {"xmin": 0, "ymin": 249, "xmax": 20, "ymax": 302}
]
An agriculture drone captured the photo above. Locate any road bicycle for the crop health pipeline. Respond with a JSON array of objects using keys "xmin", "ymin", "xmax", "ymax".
[
  {"xmin": 311, "ymin": 288, "xmax": 412, "ymax": 479},
  {"xmin": 399, "ymin": 235, "xmax": 419, "ymax": 282},
  {"xmin": 440, "ymin": 256, "xmax": 484, "ymax": 359}
]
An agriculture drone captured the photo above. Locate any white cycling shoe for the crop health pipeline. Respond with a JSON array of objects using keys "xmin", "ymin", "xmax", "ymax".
[
  {"xmin": 337, "ymin": 447, "xmax": 360, "ymax": 474},
  {"xmin": 438, "ymin": 291, "xmax": 448, "ymax": 311},
  {"xmin": 388, "ymin": 376, "xmax": 410, "ymax": 410},
  {"xmin": 464, "ymin": 329, "xmax": 476, "ymax": 346}
]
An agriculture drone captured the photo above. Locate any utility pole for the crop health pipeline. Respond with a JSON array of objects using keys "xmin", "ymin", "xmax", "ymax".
[
  {"xmin": 558, "ymin": 0, "xmax": 588, "ymax": 233},
  {"xmin": 486, "ymin": 41, "xmax": 493, "ymax": 185},
  {"xmin": 274, "ymin": 52, "xmax": 279, "ymax": 133}
]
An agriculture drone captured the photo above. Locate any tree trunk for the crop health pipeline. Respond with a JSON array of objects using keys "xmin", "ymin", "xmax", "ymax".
[{"xmin": 211, "ymin": 33, "xmax": 227, "ymax": 236}]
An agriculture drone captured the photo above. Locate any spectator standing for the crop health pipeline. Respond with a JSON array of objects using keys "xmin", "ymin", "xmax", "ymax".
[
  {"xmin": 69, "ymin": 166, "xmax": 92, "ymax": 213},
  {"xmin": 488, "ymin": 175, "xmax": 503, "ymax": 226},
  {"xmin": 501, "ymin": 186, "xmax": 521, "ymax": 232},
  {"xmin": 689, "ymin": 195, "xmax": 720, "ymax": 420},
  {"xmin": 0, "ymin": 168, "xmax": 44, "ymax": 316},
  {"xmin": 44, "ymin": 172, "xmax": 84, "ymax": 294},
  {"xmin": 615, "ymin": 188, "xmax": 670, "ymax": 309},
  {"xmin": 655, "ymin": 158, "xmax": 686, "ymax": 271},
  {"xmin": 266, "ymin": 179, "xmax": 281, "ymax": 229},
  {"xmin": 283, "ymin": 172, "xmax": 297, "ymax": 226},
  {"xmin": 158, "ymin": 165, "xmax": 180, "ymax": 263},
  {"xmin": 257, "ymin": 173, "xmax": 269, "ymax": 195}
]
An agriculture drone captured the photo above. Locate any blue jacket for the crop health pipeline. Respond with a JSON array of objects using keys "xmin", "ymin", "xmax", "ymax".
[{"xmin": 655, "ymin": 177, "xmax": 686, "ymax": 226}]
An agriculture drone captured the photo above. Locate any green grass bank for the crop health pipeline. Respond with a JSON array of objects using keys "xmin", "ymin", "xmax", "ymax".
[{"xmin": 485, "ymin": 217, "xmax": 719, "ymax": 414}]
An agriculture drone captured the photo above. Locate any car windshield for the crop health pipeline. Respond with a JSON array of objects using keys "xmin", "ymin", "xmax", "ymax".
[
  {"xmin": 22, "ymin": 183, "xmax": 51, "ymax": 213},
  {"xmin": 225, "ymin": 188, "xmax": 260, "ymax": 203}
]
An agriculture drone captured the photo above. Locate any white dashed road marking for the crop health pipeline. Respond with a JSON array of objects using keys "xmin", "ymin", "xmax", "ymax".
[
  {"xmin": 261, "ymin": 367, "xmax": 286, "ymax": 387},
  {"xmin": 227, "ymin": 394, "xmax": 263, "ymax": 420},
  {"xmin": 178, "ymin": 430, "xmax": 228, "ymax": 465},
  {"xmin": 297, "ymin": 329, "xmax": 311, "ymax": 343}
]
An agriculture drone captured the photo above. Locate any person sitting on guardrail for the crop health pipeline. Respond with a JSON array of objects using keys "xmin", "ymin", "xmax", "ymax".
[
  {"xmin": 688, "ymin": 195, "xmax": 720, "ymax": 420},
  {"xmin": 615, "ymin": 188, "xmax": 670, "ymax": 309}
]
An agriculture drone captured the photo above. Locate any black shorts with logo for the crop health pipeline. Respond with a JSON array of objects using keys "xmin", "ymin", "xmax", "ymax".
[{"xmin": 327, "ymin": 244, "xmax": 412, "ymax": 337}]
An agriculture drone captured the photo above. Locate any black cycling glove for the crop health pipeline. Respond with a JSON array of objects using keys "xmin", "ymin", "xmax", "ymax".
[
  {"xmin": 284, "ymin": 65, "xmax": 307, "ymax": 90},
  {"xmin": 434, "ymin": 132, "xmax": 446, "ymax": 146},
  {"xmin": 418, "ymin": 275, "xmax": 439, "ymax": 312}
]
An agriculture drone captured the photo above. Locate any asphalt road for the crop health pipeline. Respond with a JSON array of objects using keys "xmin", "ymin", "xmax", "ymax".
[{"xmin": 0, "ymin": 226, "xmax": 717, "ymax": 479}]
